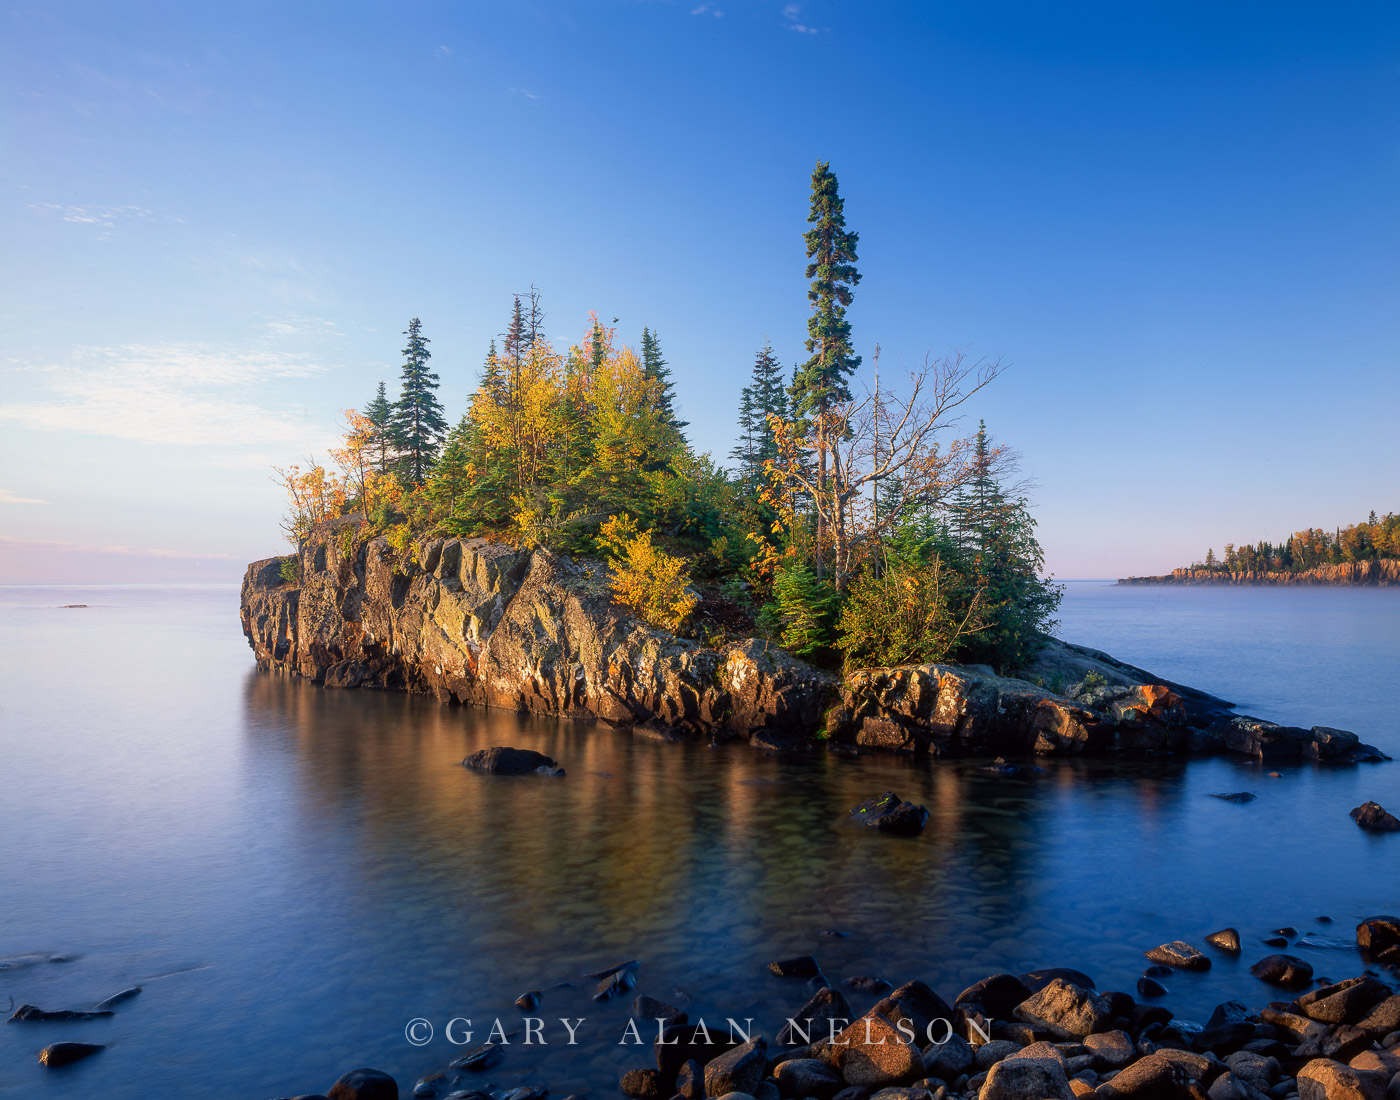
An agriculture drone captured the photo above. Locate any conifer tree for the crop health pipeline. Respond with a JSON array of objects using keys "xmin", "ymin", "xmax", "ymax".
[
  {"xmin": 641, "ymin": 327, "xmax": 688, "ymax": 434},
  {"xmin": 730, "ymin": 341, "xmax": 787, "ymax": 486},
  {"xmin": 363, "ymin": 380, "xmax": 395, "ymax": 474},
  {"xmin": 391, "ymin": 317, "xmax": 447, "ymax": 484},
  {"xmin": 790, "ymin": 161, "xmax": 861, "ymax": 577}
]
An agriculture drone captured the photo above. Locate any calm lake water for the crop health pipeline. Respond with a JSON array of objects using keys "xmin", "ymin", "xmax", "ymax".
[{"xmin": 1, "ymin": 581, "xmax": 1397, "ymax": 1098}]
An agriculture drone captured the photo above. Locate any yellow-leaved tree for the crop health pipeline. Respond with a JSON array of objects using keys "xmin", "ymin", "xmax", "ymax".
[{"xmin": 597, "ymin": 515, "xmax": 698, "ymax": 632}]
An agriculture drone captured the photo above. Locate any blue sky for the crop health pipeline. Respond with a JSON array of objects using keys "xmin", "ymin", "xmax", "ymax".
[{"xmin": 2, "ymin": 1, "xmax": 1396, "ymax": 582}]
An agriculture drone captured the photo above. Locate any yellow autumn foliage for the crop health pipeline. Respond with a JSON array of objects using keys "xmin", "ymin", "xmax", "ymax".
[{"xmin": 598, "ymin": 515, "xmax": 697, "ymax": 632}]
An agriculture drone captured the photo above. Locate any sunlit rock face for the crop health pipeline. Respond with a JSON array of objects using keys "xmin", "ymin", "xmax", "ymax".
[{"xmin": 242, "ymin": 520, "xmax": 1385, "ymax": 762}]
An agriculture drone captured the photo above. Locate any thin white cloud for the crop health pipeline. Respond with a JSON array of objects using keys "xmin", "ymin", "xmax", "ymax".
[
  {"xmin": 0, "ymin": 343, "xmax": 336, "ymax": 449},
  {"xmin": 508, "ymin": 86, "xmax": 539, "ymax": 100},
  {"xmin": 0, "ymin": 534, "xmax": 233, "ymax": 560},
  {"xmin": 691, "ymin": 3, "xmax": 723, "ymax": 15},
  {"xmin": 782, "ymin": 3, "xmax": 818, "ymax": 33},
  {"xmin": 0, "ymin": 489, "xmax": 48, "ymax": 505}
]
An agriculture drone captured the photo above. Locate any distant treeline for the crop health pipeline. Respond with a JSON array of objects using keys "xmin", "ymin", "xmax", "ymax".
[{"xmin": 1191, "ymin": 512, "xmax": 1399, "ymax": 573}]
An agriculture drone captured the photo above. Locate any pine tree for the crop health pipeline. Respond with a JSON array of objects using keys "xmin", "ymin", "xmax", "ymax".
[
  {"xmin": 790, "ymin": 161, "xmax": 861, "ymax": 578},
  {"xmin": 481, "ymin": 339, "xmax": 505, "ymax": 407},
  {"xmin": 391, "ymin": 318, "xmax": 447, "ymax": 484},
  {"xmin": 730, "ymin": 341, "xmax": 787, "ymax": 486},
  {"xmin": 363, "ymin": 380, "xmax": 395, "ymax": 474},
  {"xmin": 640, "ymin": 327, "xmax": 688, "ymax": 434}
]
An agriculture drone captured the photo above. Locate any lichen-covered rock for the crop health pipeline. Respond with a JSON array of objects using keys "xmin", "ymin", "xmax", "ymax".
[
  {"xmin": 1013, "ymin": 979, "xmax": 1111, "ymax": 1040},
  {"xmin": 1296, "ymin": 1058, "xmax": 1389, "ymax": 1100},
  {"xmin": 978, "ymin": 1056, "xmax": 1075, "ymax": 1100},
  {"xmin": 822, "ymin": 1014, "xmax": 922, "ymax": 1088}
]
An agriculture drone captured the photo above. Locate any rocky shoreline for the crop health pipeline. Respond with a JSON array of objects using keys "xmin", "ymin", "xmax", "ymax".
[
  {"xmin": 251, "ymin": 915, "xmax": 1400, "ymax": 1099},
  {"xmin": 1117, "ymin": 562, "xmax": 1400, "ymax": 587},
  {"xmin": 240, "ymin": 522, "xmax": 1387, "ymax": 765}
]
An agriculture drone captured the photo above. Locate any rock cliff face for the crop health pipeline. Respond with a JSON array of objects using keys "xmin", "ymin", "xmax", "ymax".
[
  {"xmin": 1119, "ymin": 560, "xmax": 1400, "ymax": 586},
  {"xmin": 241, "ymin": 521, "xmax": 1388, "ymax": 762}
]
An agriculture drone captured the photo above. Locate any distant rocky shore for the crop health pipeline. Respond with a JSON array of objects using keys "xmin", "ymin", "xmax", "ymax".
[
  {"xmin": 1118, "ymin": 562, "xmax": 1400, "ymax": 587},
  {"xmin": 240, "ymin": 521, "xmax": 1388, "ymax": 765}
]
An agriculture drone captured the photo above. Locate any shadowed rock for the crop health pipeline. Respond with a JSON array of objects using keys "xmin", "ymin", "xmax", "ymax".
[
  {"xmin": 849, "ymin": 793, "xmax": 929, "ymax": 836},
  {"xmin": 462, "ymin": 747, "xmax": 564, "ymax": 776},
  {"xmin": 1350, "ymin": 802, "xmax": 1400, "ymax": 832}
]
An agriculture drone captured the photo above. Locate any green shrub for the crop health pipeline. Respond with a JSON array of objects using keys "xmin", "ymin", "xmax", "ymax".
[
  {"xmin": 278, "ymin": 557, "xmax": 299, "ymax": 585},
  {"xmin": 836, "ymin": 556, "xmax": 985, "ymax": 669},
  {"xmin": 758, "ymin": 558, "xmax": 838, "ymax": 659}
]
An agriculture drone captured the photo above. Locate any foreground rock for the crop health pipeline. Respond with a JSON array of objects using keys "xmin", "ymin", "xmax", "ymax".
[
  {"xmin": 10, "ymin": 1004, "xmax": 113, "ymax": 1022},
  {"xmin": 327, "ymin": 1067, "xmax": 398, "ymax": 1099},
  {"xmin": 37, "ymin": 1042, "xmax": 105, "ymax": 1067},
  {"xmin": 1351, "ymin": 802, "xmax": 1400, "ymax": 832},
  {"xmin": 1144, "ymin": 941, "xmax": 1211, "ymax": 970},
  {"xmin": 241, "ymin": 522, "xmax": 1387, "ymax": 762},
  {"xmin": 849, "ymin": 792, "xmax": 930, "ymax": 836},
  {"xmin": 462, "ymin": 746, "xmax": 564, "ymax": 776}
]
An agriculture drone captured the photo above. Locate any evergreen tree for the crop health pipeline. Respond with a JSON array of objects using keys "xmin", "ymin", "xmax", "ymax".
[
  {"xmin": 391, "ymin": 317, "xmax": 447, "ymax": 484},
  {"xmin": 641, "ymin": 327, "xmax": 688, "ymax": 434},
  {"xmin": 790, "ymin": 161, "xmax": 861, "ymax": 578},
  {"xmin": 362, "ymin": 380, "xmax": 395, "ymax": 474},
  {"xmin": 481, "ymin": 339, "xmax": 505, "ymax": 406},
  {"xmin": 730, "ymin": 341, "xmax": 786, "ymax": 486}
]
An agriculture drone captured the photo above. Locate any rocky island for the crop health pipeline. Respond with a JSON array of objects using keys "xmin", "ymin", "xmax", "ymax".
[{"xmin": 241, "ymin": 521, "xmax": 1387, "ymax": 765}]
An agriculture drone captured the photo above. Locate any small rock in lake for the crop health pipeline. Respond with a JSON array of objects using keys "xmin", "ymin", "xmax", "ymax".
[
  {"xmin": 415, "ymin": 1072, "xmax": 451, "ymax": 1097},
  {"xmin": 594, "ymin": 967, "xmax": 637, "ymax": 1001},
  {"xmin": 515, "ymin": 990, "xmax": 541, "ymax": 1011},
  {"xmin": 848, "ymin": 791, "xmax": 929, "ymax": 836},
  {"xmin": 1351, "ymin": 801, "xmax": 1400, "ymax": 832},
  {"xmin": 501, "ymin": 1088, "xmax": 547, "ymax": 1100},
  {"xmin": 1205, "ymin": 928, "xmax": 1242, "ymax": 953},
  {"xmin": 845, "ymin": 975, "xmax": 892, "ymax": 993},
  {"xmin": 10, "ymin": 1004, "xmax": 114, "ymax": 1022},
  {"xmin": 461, "ymin": 746, "xmax": 565, "ymax": 776},
  {"xmin": 1143, "ymin": 965, "xmax": 1174, "ymax": 979},
  {"xmin": 1137, "ymin": 977, "xmax": 1168, "ymax": 998},
  {"xmin": 768, "ymin": 955, "xmax": 821, "ymax": 979},
  {"xmin": 584, "ymin": 958, "xmax": 640, "ymax": 980},
  {"xmin": 1144, "ymin": 940, "xmax": 1211, "ymax": 971},
  {"xmin": 328, "ymin": 1068, "xmax": 399, "ymax": 1100},
  {"xmin": 451, "ymin": 1043, "xmax": 503, "ymax": 1071},
  {"xmin": 92, "ymin": 986, "xmax": 142, "ymax": 1011},
  {"xmin": 1213, "ymin": 792, "xmax": 1256, "ymax": 803},
  {"xmin": 38, "ymin": 1041, "xmax": 105, "ymax": 1067},
  {"xmin": 1271, "ymin": 926, "xmax": 1297, "ymax": 937},
  {"xmin": 1261, "ymin": 936, "xmax": 1288, "ymax": 947},
  {"xmin": 1249, "ymin": 954, "xmax": 1313, "ymax": 988},
  {"xmin": 633, "ymin": 994, "xmax": 685, "ymax": 1025}
]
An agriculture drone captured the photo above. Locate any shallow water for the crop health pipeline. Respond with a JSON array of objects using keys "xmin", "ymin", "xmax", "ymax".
[{"xmin": 0, "ymin": 582, "xmax": 1397, "ymax": 1098}]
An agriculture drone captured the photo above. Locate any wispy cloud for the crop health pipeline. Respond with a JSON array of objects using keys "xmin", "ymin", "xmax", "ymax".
[
  {"xmin": 0, "ymin": 489, "xmax": 48, "ymax": 505},
  {"xmin": 691, "ymin": 3, "xmax": 724, "ymax": 15},
  {"xmin": 782, "ymin": 3, "xmax": 819, "ymax": 33},
  {"xmin": 508, "ymin": 86, "xmax": 539, "ymax": 100},
  {"xmin": 29, "ymin": 202, "xmax": 157, "ymax": 240},
  {"xmin": 0, "ymin": 343, "xmax": 335, "ymax": 449},
  {"xmin": 0, "ymin": 534, "xmax": 233, "ymax": 560}
]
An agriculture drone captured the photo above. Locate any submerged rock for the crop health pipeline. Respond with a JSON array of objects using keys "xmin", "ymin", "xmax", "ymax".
[
  {"xmin": 1350, "ymin": 802, "xmax": 1400, "ymax": 832},
  {"xmin": 10, "ymin": 1004, "xmax": 113, "ymax": 1022},
  {"xmin": 461, "ymin": 747, "xmax": 564, "ymax": 776},
  {"xmin": 92, "ymin": 986, "xmax": 142, "ymax": 1010},
  {"xmin": 38, "ymin": 1041, "xmax": 105, "ymax": 1067},
  {"xmin": 769, "ymin": 955, "xmax": 821, "ymax": 979},
  {"xmin": 1144, "ymin": 941, "xmax": 1211, "ymax": 971},
  {"xmin": 849, "ymin": 792, "xmax": 929, "ymax": 836},
  {"xmin": 1213, "ymin": 792, "xmax": 1256, "ymax": 803}
]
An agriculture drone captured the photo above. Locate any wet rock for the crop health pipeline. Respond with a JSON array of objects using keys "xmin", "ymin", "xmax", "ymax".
[
  {"xmin": 1213, "ymin": 793, "xmax": 1256, "ymax": 803},
  {"xmin": 1294, "ymin": 1026, "xmax": 1370, "ymax": 1064},
  {"xmin": 957, "ymin": 975, "xmax": 1033, "ymax": 1020},
  {"xmin": 1085, "ymin": 1032, "xmax": 1136, "ymax": 1069},
  {"xmin": 769, "ymin": 956, "xmax": 821, "ymax": 979},
  {"xmin": 595, "ymin": 967, "xmax": 638, "ymax": 1001},
  {"xmin": 705, "ymin": 1038, "xmax": 768, "ymax": 1097},
  {"xmin": 37, "ymin": 1041, "xmax": 105, "ymax": 1067},
  {"xmin": 328, "ymin": 1068, "xmax": 399, "ymax": 1100},
  {"xmin": 926, "ymin": 1035, "xmax": 976, "ymax": 1079},
  {"xmin": 585, "ymin": 958, "xmax": 641, "ymax": 980},
  {"xmin": 978, "ymin": 1056, "xmax": 1075, "ymax": 1100},
  {"xmin": 1296, "ymin": 978, "xmax": 1390, "ymax": 1025},
  {"xmin": 779, "ymin": 985, "xmax": 853, "ymax": 1046},
  {"xmin": 1296, "ymin": 1058, "xmax": 1389, "ymax": 1100},
  {"xmin": 451, "ymin": 1044, "xmax": 504, "ymax": 1071},
  {"xmin": 1355, "ymin": 917, "xmax": 1400, "ymax": 954},
  {"xmin": 834, "ymin": 1089, "xmax": 872, "ymax": 1100},
  {"xmin": 635, "ymin": 995, "xmax": 687, "ymax": 1026},
  {"xmin": 414, "ymin": 1074, "xmax": 450, "ymax": 1098},
  {"xmin": 1208, "ymin": 1072, "xmax": 1270, "ymax": 1100},
  {"xmin": 1021, "ymin": 969, "xmax": 1097, "ymax": 993},
  {"xmin": 1206, "ymin": 930, "xmax": 1242, "ymax": 954},
  {"xmin": 1144, "ymin": 966, "xmax": 1174, "ymax": 979},
  {"xmin": 823, "ymin": 1014, "xmax": 922, "ymax": 1088},
  {"xmin": 849, "ymin": 977, "xmax": 894, "ymax": 994},
  {"xmin": 1262, "ymin": 937, "xmax": 1289, "ymax": 948},
  {"xmin": 9, "ymin": 1004, "xmax": 113, "ymax": 1022},
  {"xmin": 1250, "ymin": 956, "xmax": 1314, "ymax": 988},
  {"xmin": 849, "ymin": 793, "xmax": 930, "ymax": 836},
  {"xmin": 1014, "ymin": 979, "xmax": 1111, "ymax": 1040},
  {"xmin": 1145, "ymin": 942, "xmax": 1211, "ymax": 971},
  {"xmin": 775, "ymin": 1057, "xmax": 844, "ymax": 1099},
  {"xmin": 976, "ymin": 1040, "xmax": 1023, "ymax": 1069},
  {"xmin": 92, "ymin": 986, "xmax": 142, "ymax": 1010},
  {"xmin": 1137, "ymin": 978, "xmax": 1168, "ymax": 999},
  {"xmin": 515, "ymin": 990, "xmax": 542, "ymax": 1011},
  {"xmin": 1271, "ymin": 927, "xmax": 1297, "ymax": 937},
  {"xmin": 462, "ymin": 747, "xmax": 565, "ymax": 776},
  {"xmin": 1095, "ymin": 1051, "xmax": 1197, "ymax": 1099},
  {"xmin": 1193, "ymin": 1023, "xmax": 1256, "ymax": 1055},
  {"xmin": 502, "ymin": 1090, "xmax": 546, "ymax": 1100},
  {"xmin": 1152, "ymin": 1048, "xmax": 1219, "ymax": 1083},
  {"xmin": 1355, "ymin": 995, "xmax": 1400, "ymax": 1037},
  {"xmin": 1350, "ymin": 803, "xmax": 1400, "ymax": 832},
  {"xmin": 676, "ymin": 1059, "xmax": 705, "ymax": 1100},
  {"xmin": 874, "ymin": 981, "xmax": 956, "ymax": 1041},
  {"xmin": 621, "ymin": 1068, "xmax": 666, "ymax": 1099}
]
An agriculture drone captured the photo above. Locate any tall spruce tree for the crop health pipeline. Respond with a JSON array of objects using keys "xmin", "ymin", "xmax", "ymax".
[
  {"xmin": 391, "ymin": 317, "xmax": 447, "ymax": 484},
  {"xmin": 640, "ymin": 327, "xmax": 688, "ymax": 433},
  {"xmin": 363, "ymin": 380, "xmax": 395, "ymax": 474},
  {"xmin": 730, "ymin": 341, "xmax": 787, "ymax": 486},
  {"xmin": 790, "ymin": 161, "xmax": 861, "ymax": 578}
]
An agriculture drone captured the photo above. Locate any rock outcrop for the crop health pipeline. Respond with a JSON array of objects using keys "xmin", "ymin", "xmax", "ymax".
[
  {"xmin": 1119, "ymin": 560, "xmax": 1400, "ymax": 586},
  {"xmin": 241, "ymin": 522, "xmax": 1388, "ymax": 762}
]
